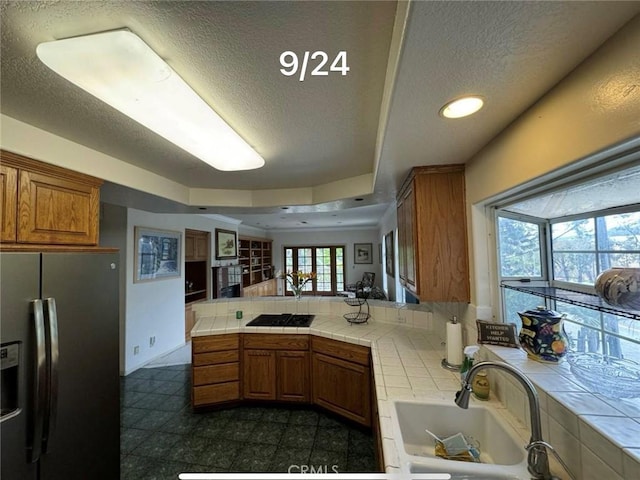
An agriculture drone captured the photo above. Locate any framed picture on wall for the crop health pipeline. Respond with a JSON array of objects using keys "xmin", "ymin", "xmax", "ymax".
[
  {"xmin": 215, "ymin": 228, "xmax": 237, "ymax": 259},
  {"xmin": 354, "ymin": 243, "xmax": 373, "ymax": 264},
  {"xmin": 134, "ymin": 227, "xmax": 181, "ymax": 283},
  {"xmin": 385, "ymin": 231, "xmax": 394, "ymax": 276}
]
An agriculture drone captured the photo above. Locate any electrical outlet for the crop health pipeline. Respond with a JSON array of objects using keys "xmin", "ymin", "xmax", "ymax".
[
  {"xmin": 133, "ymin": 345, "xmax": 139, "ymax": 355},
  {"xmin": 149, "ymin": 336, "xmax": 156, "ymax": 347}
]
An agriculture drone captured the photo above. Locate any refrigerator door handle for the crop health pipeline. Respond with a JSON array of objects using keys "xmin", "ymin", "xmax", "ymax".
[
  {"xmin": 29, "ymin": 299, "xmax": 47, "ymax": 464},
  {"xmin": 42, "ymin": 297, "xmax": 59, "ymax": 453}
]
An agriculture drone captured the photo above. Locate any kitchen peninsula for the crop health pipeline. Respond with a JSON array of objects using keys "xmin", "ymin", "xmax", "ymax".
[{"xmin": 191, "ymin": 297, "xmax": 640, "ymax": 479}]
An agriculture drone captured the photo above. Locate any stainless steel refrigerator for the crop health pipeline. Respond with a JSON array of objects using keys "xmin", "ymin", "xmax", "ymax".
[{"xmin": 1, "ymin": 252, "xmax": 120, "ymax": 480}]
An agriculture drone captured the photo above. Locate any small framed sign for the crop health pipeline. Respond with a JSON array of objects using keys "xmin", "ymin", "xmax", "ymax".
[{"xmin": 476, "ymin": 320, "xmax": 520, "ymax": 348}]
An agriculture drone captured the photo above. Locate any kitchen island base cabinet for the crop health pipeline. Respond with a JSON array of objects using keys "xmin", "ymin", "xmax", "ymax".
[
  {"xmin": 192, "ymin": 334, "xmax": 240, "ymax": 408},
  {"xmin": 191, "ymin": 333, "xmax": 371, "ymax": 425},
  {"xmin": 243, "ymin": 350, "xmax": 277, "ymax": 400},
  {"xmin": 242, "ymin": 334, "xmax": 310, "ymax": 403},
  {"xmin": 277, "ymin": 351, "xmax": 310, "ymax": 402},
  {"xmin": 311, "ymin": 337, "xmax": 371, "ymax": 427}
]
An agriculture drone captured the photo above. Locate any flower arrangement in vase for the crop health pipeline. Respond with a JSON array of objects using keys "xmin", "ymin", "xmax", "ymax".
[{"xmin": 280, "ymin": 270, "xmax": 316, "ymax": 299}]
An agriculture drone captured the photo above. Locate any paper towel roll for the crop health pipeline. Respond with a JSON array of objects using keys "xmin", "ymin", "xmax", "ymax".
[{"xmin": 446, "ymin": 321, "xmax": 463, "ymax": 366}]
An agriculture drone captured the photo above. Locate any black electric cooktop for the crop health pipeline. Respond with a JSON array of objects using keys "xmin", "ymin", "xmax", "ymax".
[{"xmin": 246, "ymin": 313, "xmax": 315, "ymax": 327}]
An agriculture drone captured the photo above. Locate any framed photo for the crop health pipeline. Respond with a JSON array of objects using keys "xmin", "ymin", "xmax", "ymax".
[
  {"xmin": 385, "ymin": 231, "xmax": 394, "ymax": 276},
  {"xmin": 134, "ymin": 227, "xmax": 181, "ymax": 283},
  {"xmin": 215, "ymin": 228, "xmax": 237, "ymax": 259},
  {"xmin": 354, "ymin": 243, "xmax": 373, "ymax": 264}
]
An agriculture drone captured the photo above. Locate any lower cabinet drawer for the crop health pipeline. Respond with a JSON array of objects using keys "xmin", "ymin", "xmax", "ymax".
[
  {"xmin": 193, "ymin": 350, "xmax": 239, "ymax": 367},
  {"xmin": 193, "ymin": 363, "xmax": 239, "ymax": 386},
  {"xmin": 193, "ymin": 382, "xmax": 240, "ymax": 405},
  {"xmin": 193, "ymin": 334, "xmax": 239, "ymax": 354}
]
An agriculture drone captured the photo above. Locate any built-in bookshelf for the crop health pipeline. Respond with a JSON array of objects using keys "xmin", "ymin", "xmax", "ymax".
[{"xmin": 238, "ymin": 236, "xmax": 273, "ymax": 288}]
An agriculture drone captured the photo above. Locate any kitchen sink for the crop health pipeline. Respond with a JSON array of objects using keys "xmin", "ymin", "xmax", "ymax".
[{"xmin": 391, "ymin": 399, "xmax": 529, "ymax": 479}]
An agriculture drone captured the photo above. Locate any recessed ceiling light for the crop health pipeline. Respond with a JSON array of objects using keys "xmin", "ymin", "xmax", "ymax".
[
  {"xmin": 354, "ymin": 198, "xmax": 364, "ymax": 202},
  {"xmin": 440, "ymin": 96, "xmax": 484, "ymax": 119},
  {"xmin": 198, "ymin": 207, "xmax": 206, "ymax": 210},
  {"xmin": 281, "ymin": 207, "xmax": 290, "ymax": 210},
  {"xmin": 36, "ymin": 30, "xmax": 264, "ymax": 171}
]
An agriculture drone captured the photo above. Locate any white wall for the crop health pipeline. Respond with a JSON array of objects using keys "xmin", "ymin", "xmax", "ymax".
[
  {"xmin": 270, "ymin": 228, "xmax": 381, "ymax": 294},
  {"xmin": 99, "ymin": 203, "xmax": 128, "ymax": 373},
  {"xmin": 463, "ymin": 15, "xmax": 640, "ymax": 342},
  {"xmin": 106, "ymin": 207, "xmax": 261, "ymax": 374},
  {"xmin": 377, "ymin": 202, "xmax": 399, "ymax": 301}
]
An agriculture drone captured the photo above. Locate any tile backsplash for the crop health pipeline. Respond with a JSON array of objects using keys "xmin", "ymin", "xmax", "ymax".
[{"xmin": 479, "ymin": 344, "xmax": 640, "ymax": 480}]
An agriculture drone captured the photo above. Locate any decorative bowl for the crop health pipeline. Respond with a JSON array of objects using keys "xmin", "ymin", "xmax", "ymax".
[
  {"xmin": 567, "ymin": 352, "xmax": 640, "ymax": 398},
  {"xmin": 594, "ymin": 267, "xmax": 640, "ymax": 310}
]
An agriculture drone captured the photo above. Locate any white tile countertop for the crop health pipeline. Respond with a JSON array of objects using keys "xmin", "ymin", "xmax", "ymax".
[
  {"xmin": 191, "ymin": 299, "xmax": 576, "ymax": 478},
  {"xmin": 192, "ymin": 298, "xmax": 640, "ymax": 479}
]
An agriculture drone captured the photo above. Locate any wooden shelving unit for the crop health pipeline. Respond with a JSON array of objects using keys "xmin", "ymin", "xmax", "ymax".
[{"xmin": 238, "ymin": 236, "xmax": 273, "ymax": 288}]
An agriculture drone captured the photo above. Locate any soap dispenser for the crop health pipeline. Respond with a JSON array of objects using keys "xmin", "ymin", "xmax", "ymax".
[{"xmin": 460, "ymin": 345, "xmax": 479, "ymax": 384}]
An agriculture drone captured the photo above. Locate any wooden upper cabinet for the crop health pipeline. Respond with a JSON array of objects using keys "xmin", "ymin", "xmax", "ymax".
[
  {"xmin": 1, "ymin": 150, "xmax": 102, "ymax": 246},
  {"xmin": 185, "ymin": 229, "xmax": 209, "ymax": 262},
  {"xmin": 396, "ymin": 165, "xmax": 470, "ymax": 303},
  {"xmin": 0, "ymin": 164, "xmax": 18, "ymax": 242}
]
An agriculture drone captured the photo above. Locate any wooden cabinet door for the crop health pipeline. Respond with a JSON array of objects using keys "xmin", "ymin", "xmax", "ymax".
[
  {"xmin": 195, "ymin": 234, "xmax": 208, "ymax": 260},
  {"xmin": 404, "ymin": 186, "xmax": 417, "ymax": 290},
  {"xmin": 243, "ymin": 349, "xmax": 276, "ymax": 400},
  {"xmin": 312, "ymin": 352, "xmax": 371, "ymax": 427},
  {"xmin": 185, "ymin": 233, "xmax": 196, "ymax": 261},
  {"xmin": 0, "ymin": 164, "xmax": 18, "ymax": 242},
  {"xmin": 277, "ymin": 351, "xmax": 310, "ymax": 402},
  {"xmin": 185, "ymin": 230, "xmax": 208, "ymax": 261},
  {"xmin": 397, "ymin": 186, "xmax": 415, "ymax": 289},
  {"xmin": 397, "ymin": 196, "xmax": 407, "ymax": 284},
  {"xmin": 185, "ymin": 304, "xmax": 195, "ymax": 342},
  {"xmin": 414, "ymin": 167, "xmax": 469, "ymax": 302},
  {"xmin": 17, "ymin": 169, "xmax": 99, "ymax": 245},
  {"xmin": 242, "ymin": 283, "xmax": 257, "ymax": 297}
]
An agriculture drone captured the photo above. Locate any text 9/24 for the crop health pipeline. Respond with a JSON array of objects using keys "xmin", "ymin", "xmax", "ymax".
[{"xmin": 279, "ymin": 51, "xmax": 349, "ymax": 81}]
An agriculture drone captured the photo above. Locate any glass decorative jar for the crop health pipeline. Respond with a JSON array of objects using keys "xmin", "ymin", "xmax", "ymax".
[
  {"xmin": 517, "ymin": 306, "xmax": 568, "ymax": 363},
  {"xmin": 595, "ymin": 267, "xmax": 640, "ymax": 310}
]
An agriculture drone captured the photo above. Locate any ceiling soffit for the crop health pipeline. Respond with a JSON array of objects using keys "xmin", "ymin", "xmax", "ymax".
[{"xmin": 0, "ymin": 1, "xmax": 397, "ymax": 192}]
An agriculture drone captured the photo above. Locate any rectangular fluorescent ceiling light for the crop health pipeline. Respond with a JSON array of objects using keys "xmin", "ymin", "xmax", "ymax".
[{"xmin": 36, "ymin": 30, "xmax": 264, "ymax": 171}]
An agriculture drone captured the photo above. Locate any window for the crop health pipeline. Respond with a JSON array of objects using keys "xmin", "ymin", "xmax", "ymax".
[
  {"xmin": 497, "ymin": 214, "xmax": 545, "ymax": 279},
  {"xmin": 552, "ymin": 211, "xmax": 640, "ymax": 286},
  {"xmin": 497, "ymin": 207, "xmax": 640, "ymax": 363},
  {"xmin": 284, "ymin": 246, "xmax": 345, "ymax": 296}
]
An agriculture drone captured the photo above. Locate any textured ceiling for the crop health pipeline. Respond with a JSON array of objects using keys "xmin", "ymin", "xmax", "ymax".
[
  {"xmin": 0, "ymin": 0, "xmax": 395, "ymax": 190},
  {"xmin": 1, "ymin": 1, "xmax": 640, "ymax": 230}
]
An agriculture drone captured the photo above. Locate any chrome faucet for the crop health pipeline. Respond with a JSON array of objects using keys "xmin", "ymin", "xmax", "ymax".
[{"xmin": 455, "ymin": 361, "xmax": 567, "ymax": 480}]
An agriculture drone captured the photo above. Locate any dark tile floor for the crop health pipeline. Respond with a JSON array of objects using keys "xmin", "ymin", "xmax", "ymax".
[{"xmin": 121, "ymin": 364, "xmax": 378, "ymax": 479}]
